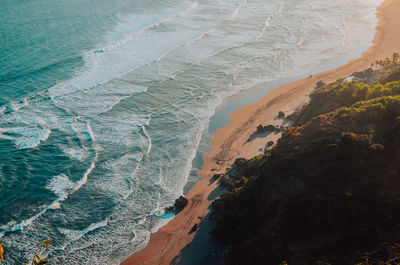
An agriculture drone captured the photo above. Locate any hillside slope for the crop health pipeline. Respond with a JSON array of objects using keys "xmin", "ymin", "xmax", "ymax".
[{"xmin": 212, "ymin": 66, "xmax": 400, "ymax": 265}]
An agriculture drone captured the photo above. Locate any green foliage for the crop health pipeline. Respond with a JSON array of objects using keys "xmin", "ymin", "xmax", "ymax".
[
  {"xmin": 213, "ymin": 68, "xmax": 400, "ymax": 265},
  {"xmin": 293, "ymin": 79, "xmax": 400, "ymax": 125},
  {"xmin": 247, "ymin": 153, "xmax": 270, "ymax": 169},
  {"xmin": 335, "ymin": 96, "xmax": 400, "ymax": 125},
  {"xmin": 368, "ymin": 143, "xmax": 385, "ymax": 152}
]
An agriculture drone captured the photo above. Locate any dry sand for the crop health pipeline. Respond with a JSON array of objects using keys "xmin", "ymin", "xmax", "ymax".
[{"xmin": 121, "ymin": 1, "xmax": 400, "ymax": 264}]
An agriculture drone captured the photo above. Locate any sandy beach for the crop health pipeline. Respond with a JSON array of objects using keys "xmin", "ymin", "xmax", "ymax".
[{"xmin": 121, "ymin": 0, "xmax": 400, "ymax": 264}]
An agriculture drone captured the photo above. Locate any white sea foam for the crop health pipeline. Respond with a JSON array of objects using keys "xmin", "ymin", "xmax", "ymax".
[
  {"xmin": 59, "ymin": 219, "xmax": 109, "ymax": 242},
  {"xmin": 46, "ymin": 174, "xmax": 76, "ymax": 198},
  {"xmin": 1, "ymin": 177, "xmax": 73, "ymax": 237},
  {"xmin": 45, "ymin": 174, "xmax": 76, "ymax": 210},
  {"xmin": 61, "ymin": 146, "xmax": 86, "ymax": 161},
  {"xmin": 48, "ymin": 2, "xmax": 201, "ymax": 107},
  {"xmin": 0, "ymin": 126, "xmax": 51, "ymax": 149},
  {"xmin": 96, "ymin": 1, "xmax": 199, "ymax": 55},
  {"xmin": 0, "ymin": 153, "xmax": 97, "ymax": 236},
  {"xmin": 10, "ymin": 98, "xmax": 29, "ymax": 112},
  {"xmin": 231, "ymin": 0, "xmax": 248, "ymax": 19},
  {"xmin": 142, "ymin": 114, "xmax": 152, "ymax": 156},
  {"xmin": 95, "ymin": 154, "xmax": 138, "ymax": 200}
]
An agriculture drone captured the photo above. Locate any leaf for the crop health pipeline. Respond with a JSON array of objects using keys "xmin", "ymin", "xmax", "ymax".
[
  {"xmin": 0, "ymin": 242, "xmax": 4, "ymax": 262},
  {"xmin": 42, "ymin": 239, "xmax": 52, "ymax": 247}
]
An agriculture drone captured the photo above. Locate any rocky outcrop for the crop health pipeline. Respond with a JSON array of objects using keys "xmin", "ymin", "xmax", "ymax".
[
  {"xmin": 353, "ymin": 68, "xmax": 374, "ymax": 79},
  {"xmin": 352, "ymin": 68, "xmax": 377, "ymax": 85},
  {"xmin": 219, "ymin": 175, "xmax": 235, "ymax": 189},
  {"xmin": 256, "ymin": 124, "xmax": 276, "ymax": 133},
  {"xmin": 165, "ymin": 196, "xmax": 188, "ymax": 213},
  {"xmin": 212, "ymin": 174, "xmax": 222, "ymax": 180},
  {"xmin": 174, "ymin": 196, "xmax": 188, "ymax": 211},
  {"xmin": 316, "ymin": 80, "xmax": 325, "ymax": 89},
  {"xmin": 189, "ymin": 224, "xmax": 198, "ymax": 233},
  {"xmin": 219, "ymin": 158, "xmax": 246, "ymax": 189}
]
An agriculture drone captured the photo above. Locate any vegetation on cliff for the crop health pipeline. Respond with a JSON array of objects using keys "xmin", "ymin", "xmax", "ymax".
[{"xmin": 212, "ymin": 62, "xmax": 400, "ymax": 265}]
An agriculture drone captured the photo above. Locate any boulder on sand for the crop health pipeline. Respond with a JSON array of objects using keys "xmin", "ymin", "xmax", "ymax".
[
  {"xmin": 257, "ymin": 124, "xmax": 265, "ymax": 133},
  {"xmin": 264, "ymin": 125, "xmax": 276, "ymax": 131},
  {"xmin": 165, "ymin": 195, "xmax": 189, "ymax": 213},
  {"xmin": 174, "ymin": 196, "xmax": 188, "ymax": 211}
]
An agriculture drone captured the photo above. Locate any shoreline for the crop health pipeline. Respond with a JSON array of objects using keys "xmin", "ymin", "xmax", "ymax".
[{"xmin": 121, "ymin": 0, "xmax": 400, "ymax": 264}]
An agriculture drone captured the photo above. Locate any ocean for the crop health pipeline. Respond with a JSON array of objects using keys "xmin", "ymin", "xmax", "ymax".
[{"xmin": 0, "ymin": 0, "xmax": 383, "ymax": 263}]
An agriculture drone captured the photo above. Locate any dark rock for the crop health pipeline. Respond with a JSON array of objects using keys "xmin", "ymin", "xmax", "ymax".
[
  {"xmin": 364, "ymin": 68, "xmax": 375, "ymax": 78},
  {"xmin": 351, "ymin": 68, "xmax": 378, "ymax": 85},
  {"xmin": 165, "ymin": 206, "xmax": 174, "ymax": 213},
  {"xmin": 174, "ymin": 196, "xmax": 188, "ymax": 211},
  {"xmin": 267, "ymin": 141, "xmax": 274, "ymax": 146},
  {"xmin": 218, "ymin": 158, "xmax": 247, "ymax": 189},
  {"xmin": 220, "ymin": 174, "xmax": 235, "ymax": 189},
  {"xmin": 233, "ymin": 158, "xmax": 246, "ymax": 167},
  {"xmin": 316, "ymin": 80, "xmax": 325, "ymax": 89},
  {"xmin": 264, "ymin": 125, "xmax": 276, "ymax": 131},
  {"xmin": 278, "ymin": 111, "xmax": 285, "ymax": 119},
  {"xmin": 257, "ymin": 124, "xmax": 265, "ymax": 133},
  {"xmin": 226, "ymin": 168, "xmax": 240, "ymax": 179},
  {"xmin": 352, "ymin": 71, "xmax": 363, "ymax": 78},
  {"xmin": 212, "ymin": 174, "xmax": 222, "ymax": 180},
  {"xmin": 190, "ymin": 224, "xmax": 198, "ymax": 233},
  {"xmin": 353, "ymin": 68, "xmax": 374, "ymax": 79}
]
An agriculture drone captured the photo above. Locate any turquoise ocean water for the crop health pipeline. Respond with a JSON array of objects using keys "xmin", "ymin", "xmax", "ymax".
[{"xmin": 0, "ymin": 0, "xmax": 383, "ymax": 263}]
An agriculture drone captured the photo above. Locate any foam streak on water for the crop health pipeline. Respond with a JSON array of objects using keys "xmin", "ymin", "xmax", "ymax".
[{"xmin": 0, "ymin": 0, "xmax": 383, "ymax": 263}]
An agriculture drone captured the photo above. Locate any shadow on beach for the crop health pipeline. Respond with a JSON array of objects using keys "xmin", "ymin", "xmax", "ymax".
[{"xmin": 170, "ymin": 188, "xmax": 226, "ymax": 265}]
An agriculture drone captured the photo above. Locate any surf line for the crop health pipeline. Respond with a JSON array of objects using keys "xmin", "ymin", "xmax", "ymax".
[{"xmin": 0, "ymin": 120, "xmax": 98, "ymax": 237}]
